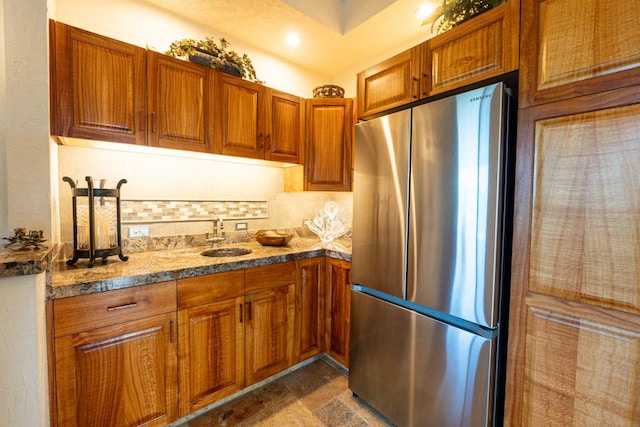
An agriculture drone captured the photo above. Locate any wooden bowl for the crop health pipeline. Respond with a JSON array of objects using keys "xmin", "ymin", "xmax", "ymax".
[{"xmin": 255, "ymin": 232, "xmax": 294, "ymax": 246}]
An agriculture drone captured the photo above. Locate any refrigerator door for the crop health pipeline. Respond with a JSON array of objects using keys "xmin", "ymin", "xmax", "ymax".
[
  {"xmin": 407, "ymin": 83, "xmax": 505, "ymax": 328},
  {"xmin": 350, "ymin": 291, "xmax": 496, "ymax": 427},
  {"xmin": 352, "ymin": 109, "xmax": 411, "ymax": 299}
]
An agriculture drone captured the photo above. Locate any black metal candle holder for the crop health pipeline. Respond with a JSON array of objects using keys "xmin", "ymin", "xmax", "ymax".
[{"xmin": 64, "ymin": 176, "xmax": 128, "ymax": 267}]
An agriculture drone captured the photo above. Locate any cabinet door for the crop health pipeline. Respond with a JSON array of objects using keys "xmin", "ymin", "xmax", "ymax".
[
  {"xmin": 295, "ymin": 257, "xmax": 325, "ymax": 362},
  {"xmin": 245, "ymin": 284, "xmax": 296, "ymax": 385},
  {"xmin": 357, "ymin": 45, "xmax": 423, "ymax": 119},
  {"xmin": 519, "ymin": 0, "xmax": 640, "ymax": 107},
  {"xmin": 305, "ymin": 98, "xmax": 353, "ymax": 191},
  {"xmin": 265, "ymin": 89, "xmax": 304, "ymax": 164},
  {"xmin": 147, "ymin": 51, "xmax": 215, "ymax": 152},
  {"xmin": 325, "ymin": 258, "xmax": 351, "ymax": 367},
  {"xmin": 428, "ymin": 0, "xmax": 519, "ymax": 96},
  {"xmin": 505, "ymin": 86, "xmax": 640, "ymax": 426},
  {"xmin": 55, "ymin": 313, "xmax": 178, "ymax": 427},
  {"xmin": 215, "ymin": 73, "xmax": 266, "ymax": 159},
  {"xmin": 50, "ymin": 21, "xmax": 147, "ymax": 145},
  {"xmin": 177, "ymin": 296, "xmax": 244, "ymax": 416}
]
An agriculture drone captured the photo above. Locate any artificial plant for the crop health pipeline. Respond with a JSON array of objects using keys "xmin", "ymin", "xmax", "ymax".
[{"xmin": 166, "ymin": 37, "xmax": 263, "ymax": 84}]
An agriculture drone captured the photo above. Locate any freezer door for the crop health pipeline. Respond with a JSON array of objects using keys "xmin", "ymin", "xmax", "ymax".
[
  {"xmin": 349, "ymin": 291, "xmax": 496, "ymax": 427},
  {"xmin": 408, "ymin": 83, "xmax": 505, "ymax": 328},
  {"xmin": 352, "ymin": 109, "xmax": 411, "ymax": 299}
]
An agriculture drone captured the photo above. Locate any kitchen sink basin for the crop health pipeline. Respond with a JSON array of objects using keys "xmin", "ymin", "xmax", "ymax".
[{"xmin": 201, "ymin": 247, "xmax": 252, "ymax": 257}]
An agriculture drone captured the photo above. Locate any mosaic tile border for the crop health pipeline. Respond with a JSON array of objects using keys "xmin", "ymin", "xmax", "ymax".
[{"xmin": 121, "ymin": 200, "xmax": 268, "ymax": 224}]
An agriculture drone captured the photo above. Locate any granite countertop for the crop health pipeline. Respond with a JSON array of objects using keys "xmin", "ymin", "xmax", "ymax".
[
  {"xmin": 0, "ymin": 246, "xmax": 55, "ymax": 278},
  {"xmin": 49, "ymin": 237, "xmax": 351, "ymax": 300}
]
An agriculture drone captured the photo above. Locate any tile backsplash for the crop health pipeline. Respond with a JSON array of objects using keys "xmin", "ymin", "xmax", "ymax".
[{"xmin": 121, "ymin": 200, "xmax": 269, "ymax": 223}]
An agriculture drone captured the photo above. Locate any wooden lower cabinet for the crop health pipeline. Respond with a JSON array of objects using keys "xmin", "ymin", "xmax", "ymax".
[
  {"xmin": 52, "ymin": 281, "xmax": 178, "ymax": 427},
  {"xmin": 51, "ymin": 258, "xmax": 351, "ymax": 424},
  {"xmin": 177, "ymin": 296, "xmax": 245, "ymax": 416},
  {"xmin": 176, "ymin": 263, "xmax": 296, "ymax": 415},
  {"xmin": 324, "ymin": 258, "xmax": 352, "ymax": 367},
  {"xmin": 295, "ymin": 257, "xmax": 326, "ymax": 362},
  {"xmin": 244, "ymin": 262, "xmax": 297, "ymax": 385}
]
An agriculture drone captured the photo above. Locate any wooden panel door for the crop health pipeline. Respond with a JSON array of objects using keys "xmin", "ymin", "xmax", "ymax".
[
  {"xmin": 215, "ymin": 73, "xmax": 266, "ymax": 159},
  {"xmin": 244, "ymin": 284, "xmax": 296, "ymax": 385},
  {"xmin": 295, "ymin": 257, "xmax": 325, "ymax": 362},
  {"xmin": 147, "ymin": 51, "xmax": 214, "ymax": 152},
  {"xmin": 505, "ymin": 85, "xmax": 640, "ymax": 426},
  {"xmin": 305, "ymin": 98, "xmax": 353, "ymax": 191},
  {"xmin": 265, "ymin": 89, "xmax": 304, "ymax": 164},
  {"xmin": 54, "ymin": 313, "xmax": 178, "ymax": 426},
  {"xmin": 428, "ymin": 0, "xmax": 519, "ymax": 96},
  {"xmin": 324, "ymin": 258, "xmax": 351, "ymax": 367},
  {"xmin": 519, "ymin": 0, "xmax": 640, "ymax": 107},
  {"xmin": 357, "ymin": 45, "xmax": 423, "ymax": 119},
  {"xmin": 177, "ymin": 296, "xmax": 245, "ymax": 416},
  {"xmin": 51, "ymin": 21, "xmax": 146, "ymax": 145}
]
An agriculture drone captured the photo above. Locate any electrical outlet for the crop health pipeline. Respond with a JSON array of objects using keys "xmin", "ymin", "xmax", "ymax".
[
  {"xmin": 129, "ymin": 226, "xmax": 150, "ymax": 238},
  {"xmin": 235, "ymin": 222, "xmax": 248, "ymax": 231}
]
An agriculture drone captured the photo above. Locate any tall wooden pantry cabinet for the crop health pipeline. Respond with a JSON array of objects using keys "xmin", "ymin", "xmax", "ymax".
[{"xmin": 504, "ymin": 0, "xmax": 640, "ymax": 425}]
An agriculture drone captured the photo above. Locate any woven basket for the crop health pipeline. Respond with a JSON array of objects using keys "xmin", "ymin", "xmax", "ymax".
[{"xmin": 313, "ymin": 85, "xmax": 345, "ymax": 98}]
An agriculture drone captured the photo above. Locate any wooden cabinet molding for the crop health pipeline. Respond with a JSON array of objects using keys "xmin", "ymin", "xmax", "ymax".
[
  {"xmin": 519, "ymin": 0, "xmax": 640, "ymax": 107},
  {"xmin": 505, "ymin": 84, "xmax": 640, "ymax": 426}
]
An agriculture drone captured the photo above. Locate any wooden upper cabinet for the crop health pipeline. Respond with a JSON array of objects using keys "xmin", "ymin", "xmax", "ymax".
[
  {"xmin": 215, "ymin": 76, "xmax": 304, "ymax": 163},
  {"xmin": 50, "ymin": 20, "xmax": 147, "ymax": 145},
  {"xmin": 147, "ymin": 51, "xmax": 214, "ymax": 152},
  {"xmin": 357, "ymin": 45, "xmax": 423, "ymax": 119},
  {"xmin": 215, "ymin": 73, "xmax": 267, "ymax": 159},
  {"xmin": 504, "ymin": 85, "xmax": 640, "ymax": 426},
  {"xmin": 266, "ymin": 89, "xmax": 304, "ymax": 163},
  {"xmin": 519, "ymin": 0, "xmax": 640, "ymax": 107},
  {"xmin": 305, "ymin": 98, "xmax": 353, "ymax": 191},
  {"xmin": 428, "ymin": 0, "xmax": 519, "ymax": 96}
]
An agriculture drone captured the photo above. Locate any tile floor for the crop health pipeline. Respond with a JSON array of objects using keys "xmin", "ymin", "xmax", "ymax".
[{"xmin": 175, "ymin": 357, "xmax": 394, "ymax": 426}]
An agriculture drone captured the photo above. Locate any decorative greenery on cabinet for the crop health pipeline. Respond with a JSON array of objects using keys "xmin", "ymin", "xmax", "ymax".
[
  {"xmin": 432, "ymin": 0, "xmax": 505, "ymax": 33},
  {"xmin": 166, "ymin": 36, "xmax": 263, "ymax": 84}
]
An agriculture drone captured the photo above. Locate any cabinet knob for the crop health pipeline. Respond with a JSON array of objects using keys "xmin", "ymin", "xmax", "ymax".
[
  {"xmin": 265, "ymin": 135, "xmax": 271, "ymax": 151},
  {"xmin": 258, "ymin": 134, "xmax": 264, "ymax": 149}
]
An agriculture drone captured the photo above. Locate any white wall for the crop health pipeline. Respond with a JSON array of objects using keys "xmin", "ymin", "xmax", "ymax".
[
  {"xmin": 53, "ymin": 0, "xmax": 329, "ymax": 98},
  {"xmin": 0, "ymin": 274, "xmax": 48, "ymax": 427},
  {"xmin": 0, "ymin": 0, "xmax": 51, "ymax": 423}
]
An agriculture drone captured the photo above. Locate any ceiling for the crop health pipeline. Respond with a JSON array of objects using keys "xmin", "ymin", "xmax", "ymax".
[{"xmin": 142, "ymin": 0, "xmax": 439, "ymax": 77}]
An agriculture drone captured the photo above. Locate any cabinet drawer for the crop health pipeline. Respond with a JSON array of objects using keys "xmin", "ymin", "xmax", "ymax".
[
  {"xmin": 177, "ymin": 270, "xmax": 244, "ymax": 309},
  {"xmin": 53, "ymin": 281, "xmax": 177, "ymax": 337},
  {"xmin": 245, "ymin": 261, "xmax": 297, "ymax": 294}
]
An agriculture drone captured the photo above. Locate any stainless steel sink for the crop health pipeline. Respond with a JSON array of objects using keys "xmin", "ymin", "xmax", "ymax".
[{"xmin": 201, "ymin": 247, "xmax": 252, "ymax": 257}]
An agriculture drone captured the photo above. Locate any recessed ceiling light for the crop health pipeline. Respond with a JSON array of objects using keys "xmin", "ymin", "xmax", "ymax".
[
  {"xmin": 416, "ymin": 3, "xmax": 437, "ymax": 21},
  {"xmin": 285, "ymin": 32, "xmax": 301, "ymax": 47}
]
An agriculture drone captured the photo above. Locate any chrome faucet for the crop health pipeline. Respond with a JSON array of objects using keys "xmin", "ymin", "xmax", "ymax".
[{"xmin": 206, "ymin": 216, "xmax": 226, "ymax": 246}]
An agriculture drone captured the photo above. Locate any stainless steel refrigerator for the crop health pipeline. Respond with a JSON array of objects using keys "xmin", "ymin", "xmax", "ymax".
[{"xmin": 350, "ymin": 82, "xmax": 514, "ymax": 427}]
